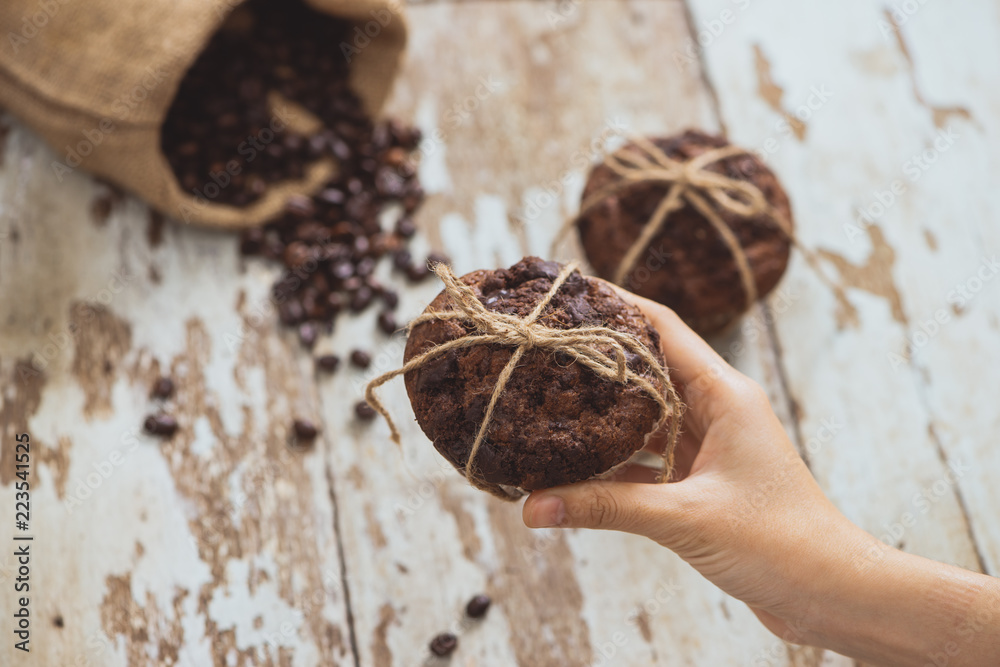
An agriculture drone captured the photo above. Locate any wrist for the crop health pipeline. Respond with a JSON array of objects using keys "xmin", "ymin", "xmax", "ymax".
[{"xmin": 793, "ymin": 531, "xmax": 999, "ymax": 666}]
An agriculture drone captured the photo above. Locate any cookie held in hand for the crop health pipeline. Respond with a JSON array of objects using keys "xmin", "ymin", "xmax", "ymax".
[
  {"xmin": 366, "ymin": 256, "xmax": 681, "ymax": 500},
  {"xmin": 575, "ymin": 130, "xmax": 794, "ymax": 336}
]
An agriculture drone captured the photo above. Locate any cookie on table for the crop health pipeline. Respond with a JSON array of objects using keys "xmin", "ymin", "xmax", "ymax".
[{"xmin": 576, "ymin": 130, "xmax": 794, "ymax": 337}]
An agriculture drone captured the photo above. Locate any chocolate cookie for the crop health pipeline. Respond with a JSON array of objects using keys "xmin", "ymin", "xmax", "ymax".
[
  {"xmin": 576, "ymin": 130, "xmax": 793, "ymax": 336},
  {"xmin": 402, "ymin": 257, "xmax": 672, "ymax": 497}
]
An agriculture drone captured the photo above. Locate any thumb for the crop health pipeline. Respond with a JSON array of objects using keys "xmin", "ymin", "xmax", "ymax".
[{"xmin": 522, "ymin": 479, "xmax": 687, "ymax": 539}]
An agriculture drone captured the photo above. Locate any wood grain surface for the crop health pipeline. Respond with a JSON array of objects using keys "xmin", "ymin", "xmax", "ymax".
[{"xmin": 1, "ymin": 0, "xmax": 997, "ymax": 665}]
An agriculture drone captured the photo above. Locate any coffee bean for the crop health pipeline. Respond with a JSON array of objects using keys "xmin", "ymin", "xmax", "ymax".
[
  {"xmin": 381, "ymin": 289, "xmax": 399, "ymax": 309},
  {"xmin": 350, "ymin": 286, "xmax": 374, "ymax": 312},
  {"xmin": 238, "ymin": 77, "xmax": 262, "ymax": 101},
  {"xmin": 283, "ymin": 241, "xmax": 313, "ymax": 270},
  {"xmin": 324, "ymin": 242, "xmax": 351, "ymax": 263},
  {"xmin": 296, "ymin": 221, "xmax": 330, "ymax": 244},
  {"xmin": 354, "ymin": 400, "xmax": 376, "ymax": 421},
  {"xmin": 302, "ymin": 292, "xmax": 323, "ymax": 320},
  {"xmin": 381, "ymin": 148, "xmax": 405, "ymax": 168},
  {"xmin": 326, "ymin": 292, "xmax": 345, "ymax": 315},
  {"xmin": 429, "ymin": 633, "xmax": 458, "ymax": 657},
  {"xmin": 293, "ymin": 418, "xmax": 318, "ymax": 441},
  {"xmin": 239, "ymin": 228, "xmax": 264, "ymax": 255},
  {"xmin": 329, "ymin": 137, "xmax": 351, "ymax": 161},
  {"xmin": 465, "ymin": 594, "xmax": 491, "ymax": 618},
  {"xmin": 427, "ymin": 251, "xmax": 450, "ymax": 267},
  {"xmin": 150, "ymin": 376, "xmax": 175, "ymax": 400},
  {"xmin": 406, "ymin": 262, "xmax": 431, "ymax": 282},
  {"xmin": 392, "ymin": 249, "xmax": 412, "ymax": 271},
  {"xmin": 355, "ymin": 256, "xmax": 376, "ymax": 278},
  {"xmin": 352, "ymin": 235, "xmax": 371, "ymax": 258},
  {"xmin": 330, "ymin": 260, "xmax": 354, "ymax": 280},
  {"xmin": 350, "ymin": 349, "xmax": 371, "ymax": 369},
  {"xmin": 395, "ymin": 217, "xmax": 416, "ymax": 238},
  {"xmin": 285, "ymin": 194, "xmax": 316, "ymax": 218},
  {"xmin": 403, "ymin": 189, "xmax": 424, "ymax": 214},
  {"xmin": 308, "ymin": 134, "xmax": 328, "ymax": 158},
  {"xmin": 144, "ymin": 414, "xmax": 179, "ymax": 437},
  {"xmin": 265, "ymin": 143, "xmax": 284, "ymax": 160},
  {"xmin": 317, "ymin": 188, "xmax": 345, "ymax": 205},
  {"xmin": 375, "ymin": 169, "xmax": 405, "ymax": 197},
  {"xmin": 316, "ymin": 354, "xmax": 340, "ymax": 373},
  {"xmin": 298, "ymin": 323, "xmax": 317, "ymax": 348},
  {"xmin": 278, "ymin": 300, "xmax": 305, "ymax": 325},
  {"xmin": 377, "ymin": 311, "xmax": 397, "ymax": 335}
]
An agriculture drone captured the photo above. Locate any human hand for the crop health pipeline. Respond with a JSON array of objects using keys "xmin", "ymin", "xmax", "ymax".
[
  {"xmin": 523, "ymin": 289, "xmax": 867, "ymax": 635},
  {"xmin": 522, "ymin": 290, "xmax": 1000, "ymax": 666}
]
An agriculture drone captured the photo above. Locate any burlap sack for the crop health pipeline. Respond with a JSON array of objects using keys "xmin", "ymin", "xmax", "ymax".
[{"xmin": 0, "ymin": 0, "xmax": 407, "ymax": 228}]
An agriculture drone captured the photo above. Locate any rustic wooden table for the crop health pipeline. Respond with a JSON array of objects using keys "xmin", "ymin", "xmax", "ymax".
[{"xmin": 1, "ymin": 0, "xmax": 997, "ymax": 665}]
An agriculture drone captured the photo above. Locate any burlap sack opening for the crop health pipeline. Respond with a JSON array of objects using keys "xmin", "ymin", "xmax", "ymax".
[{"xmin": 0, "ymin": 0, "xmax": 407, "ymax": 229}]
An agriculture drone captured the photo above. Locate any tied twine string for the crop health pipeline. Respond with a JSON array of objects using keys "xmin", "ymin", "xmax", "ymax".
[
  {"xmin": 365, "ymin": 261, "xmax": 683, "ymax": 500},
  {"xmin": 564, "ymin": 136, "xmax": 795, "ymax": 312}
]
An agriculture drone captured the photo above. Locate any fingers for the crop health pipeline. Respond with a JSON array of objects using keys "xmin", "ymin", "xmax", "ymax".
[
  {"xmin": 522, "ymin": 480, "xmax": 689, "ymax": 542},
  {"xmin": 605, "ymin": 282, "xmax": 729, "ymax": 388},
  {"xmin": 605, "ymin": 282, "xmax": 764, "ymax": 437}
]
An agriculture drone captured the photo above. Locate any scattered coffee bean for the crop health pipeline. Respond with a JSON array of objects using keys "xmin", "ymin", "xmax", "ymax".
[
  {"xmin": 283, "ymin": 242, "xmax": 313, "ymax": 270},
  {"xmin": 316, "ymin": 354, "xmax": 340, "ymax": 373},
  {"xmin": 350, "ymin": 350, "xmax": 372, "ymax": 369},
  {"xmin": 342, "ymin": 276, "xmax": 364, "ymax": 292},
  {"xmin": 465, "ymin": 594, "xmax": 491, "ymax": 619},
  {"xmin": 427, "ymin": 251, "xmax": 451, "ymax": 267},
  {"xmin": 279, "ymin": 300, "xmax": 305, "ymax": 326},
  {"xmin": 298, "ymin": 323, "xmax": 317, "ymax": 348},
  {"xmin": 377, "ymin": 311, "xmax": 397, "ymax": 335},
  {"xmin": 144, "ymin": 414, "xmax": 179, "ymax": 437},
  {"xmin": 355, "ymin": 256, "xmax": 376, "ymax": 277},
  {"xmin": 330, "ymin": 259, "xmax": 354, "ymax": 280},
  {"xmin": 350, "ymin": 285, "xmax": 375, "ymax": 312},
  {"xmin": 317, "ymin": 188, "xmax": 345, "ymax": 205},
  {"xmin": 406, "ymin": 262, "xmax": 431, "ymax": 282},
  {"xmin": 326, "ymin": 292, "xmax": 346, "ymax": 314},
  {"xmin": 395, "ymin": 217, "xmax": 417, "ymax": 238},
  {"xmin": 381, "ymin": 289, "xmax": 399, "ymax": 309},
  {"xmin": 392, "ymin": 249, "xmax": 412, "ymax": 271},
  {"xmin": 429, "ymin": 633, "xmax": 458, "ymax": 657},
  {"xmin": 285, "ymin": 194, "xmax": 316, "ymax": 218},
  {"xmin": 150, "ymin": 376, "xmax": 175, "ymax": 400},
  {"xmin": 355, "ymin": 400, "xmax": 377, "ymax": 421},
  {"xmin": 240, "ymin": 228, "xmax": 264, "ymax": 255},
  {"xmin": 293, "ymin": 418, "xmax": 318, "ymax": 441}
]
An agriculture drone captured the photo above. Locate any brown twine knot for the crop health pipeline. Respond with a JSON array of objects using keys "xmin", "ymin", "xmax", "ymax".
[
  {"xmin": 565, "ymin": 135, "xmax": 795, "ymax": 311},
  {"xmin": 365, "ymin": 261, "xmax": 683, "ymax": 500}
]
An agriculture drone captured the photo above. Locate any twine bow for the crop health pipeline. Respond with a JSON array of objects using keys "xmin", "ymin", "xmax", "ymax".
[
  {"xmin": 568, "ymin": 135, "xmax": 794, "ymax": 311},
  {"xmin": 365, "ymin": 261, "xmax": 683, "ymax": 500}
]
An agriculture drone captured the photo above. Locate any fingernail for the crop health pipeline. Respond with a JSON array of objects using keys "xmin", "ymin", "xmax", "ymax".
[{"xmin": 528, "ymin": 495, "xmax": 566, "ymax": 528}]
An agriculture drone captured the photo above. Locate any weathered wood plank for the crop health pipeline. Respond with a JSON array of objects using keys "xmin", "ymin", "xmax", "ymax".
[
  {"xmin": 870, "ymin": 0, "xmax": 1000, "ymax": 578},
  {"xmin": 5, "ymin": 0, "xmax": 995, "ymax": 664},
  {"xmin": 686, "ymin": 0, "xmax": 995, "ymax": 601},
  {"xmin": 0, "ymin": 121, "xmax": 356, "ymax": 666},
  {"xmin": 325, "ymin": 1, "xmax": 810, "ymax": 665}
]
